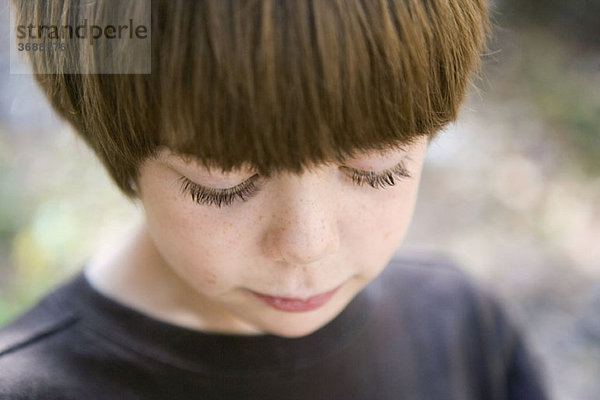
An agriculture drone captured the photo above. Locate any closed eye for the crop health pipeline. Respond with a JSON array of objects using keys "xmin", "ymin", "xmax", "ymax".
[
  {"xmin": 342, "ymin": 159, "xmax": 412, "ymax": 189},
  {"xmin": 178, "ymin": 174, "xmax": 261, "ymax": 208},
  {"xmin": 179, "ymin": 159, "xmax": 412, "ymax": 208}
]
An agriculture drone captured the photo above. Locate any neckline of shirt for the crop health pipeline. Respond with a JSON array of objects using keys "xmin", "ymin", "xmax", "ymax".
[{"xmin": 49, "ymin": 268, "xmax": 382, "ymax": 376}]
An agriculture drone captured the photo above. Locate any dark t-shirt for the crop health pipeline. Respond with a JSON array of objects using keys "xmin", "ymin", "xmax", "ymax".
[{"xmin": 0, "ymin": 254, "xmax": 548, "ymax": 400}]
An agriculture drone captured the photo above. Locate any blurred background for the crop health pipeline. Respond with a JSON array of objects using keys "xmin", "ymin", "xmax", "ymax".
[{"xmin": 0, "ymin": 0, "xmax": 598, "ymax": 399}]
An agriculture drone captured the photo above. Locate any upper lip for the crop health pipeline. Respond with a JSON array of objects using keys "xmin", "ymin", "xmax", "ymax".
[{"xmin": 251, "ymin": 285, "xmax": 341, "ymax": 301}]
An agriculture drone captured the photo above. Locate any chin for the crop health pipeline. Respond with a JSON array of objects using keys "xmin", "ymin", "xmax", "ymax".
[
  {"xmin": 259, "ymin": 312, "xmax": 337, "ymax": 338},
  {"xmin": 267, "ymin": 323, "xmax": 324, "ymax": 339}
]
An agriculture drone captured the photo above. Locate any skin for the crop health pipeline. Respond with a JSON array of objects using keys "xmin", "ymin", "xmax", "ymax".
[{"xmin": 86, "ymin": 136, "xmax": 429, "ymax": 338}]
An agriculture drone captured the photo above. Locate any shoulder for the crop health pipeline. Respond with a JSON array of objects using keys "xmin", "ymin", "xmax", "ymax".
[
  {"xmin": 380, "ymin": 250, "xmax": 487, "ymax": 305},
  {"xmin": 377, "ymin": 251, "xmax": 549, "ymax": 399},
  {"xmin": 0, "ymin": 298, "xmax": 79, "ymax": 356},
  {"xmin": 378, "ymin": 251, "xmax": 520, "ymax": 349},
  {"xmin": 0, "ymin": 280, "xmax": 81, "ymax": 398}
]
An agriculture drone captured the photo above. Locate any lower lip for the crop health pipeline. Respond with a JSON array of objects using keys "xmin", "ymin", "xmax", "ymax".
[{"xmin": 251, "ymin": 286, "xmax": 341, "ymax": 312}]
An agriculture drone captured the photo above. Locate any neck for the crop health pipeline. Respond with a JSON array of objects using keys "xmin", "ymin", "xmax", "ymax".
[{"xmin": 84, "ymin": 221, "xmax": 263, "ymax": 334}]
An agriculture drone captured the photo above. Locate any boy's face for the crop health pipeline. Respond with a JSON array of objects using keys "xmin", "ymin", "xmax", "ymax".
[{"xmin": 135, "ymin": 137, "xmax": 428, "ymax": 337}]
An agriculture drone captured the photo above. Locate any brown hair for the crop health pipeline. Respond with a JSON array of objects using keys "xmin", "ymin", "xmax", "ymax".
[{"xmin": 11, "ymin": 0, "xmax": 489, "ymax": 198}]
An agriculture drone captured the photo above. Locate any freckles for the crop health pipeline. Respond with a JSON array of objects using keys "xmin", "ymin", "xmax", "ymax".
[{"xmin": 204, "ymin": 271, "xmax": 218, "ymax": 285}]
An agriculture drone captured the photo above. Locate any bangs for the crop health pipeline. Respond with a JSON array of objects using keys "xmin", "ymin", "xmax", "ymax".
[
  {"xmin": 153, "ymin": 0, "xmax": 487, "ymax": 175},
  {"xmin": 19, "ymin": 0, "xmax": 489, "ymax": 195}
]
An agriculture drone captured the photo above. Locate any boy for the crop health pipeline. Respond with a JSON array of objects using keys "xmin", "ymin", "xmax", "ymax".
[{"xmin": 1, "ymin": 0, "xmax": 548, "ymax": 399}]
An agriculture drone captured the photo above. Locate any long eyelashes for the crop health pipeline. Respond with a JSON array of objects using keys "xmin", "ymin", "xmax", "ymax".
[
  {"xmin": 178, "ymin": 174, "xmax": 261, "ymax": 208},
  {"xmin": 179, "ymin": 161, "xmax": 412, "ymax": 208},
  {"xmin": 345, "ymin": 161, "xmax": 412, "ymax": 189}
]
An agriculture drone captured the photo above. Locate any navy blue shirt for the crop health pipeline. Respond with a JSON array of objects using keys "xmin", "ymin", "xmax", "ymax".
[{"xmin": 0, "ymin": 255, "xmax": 548, "ymax": 399}]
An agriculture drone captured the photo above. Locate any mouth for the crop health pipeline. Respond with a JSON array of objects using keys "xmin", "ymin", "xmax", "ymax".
[{"xmin": 250, "ymin": 285, "xmax": 342, "ymax": 312}]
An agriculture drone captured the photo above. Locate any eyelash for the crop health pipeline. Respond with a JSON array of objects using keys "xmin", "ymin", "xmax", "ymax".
[
  {"xmin": 179, "ymin": 161, "xmax": 412, "ymax": 208},
  {"xmin": 347, "ymin": 161, "xmax": 412, "ymax": 189},
  {"xmin": 179, "ymin": 174, "xmax": 261, "ymax": 208}
]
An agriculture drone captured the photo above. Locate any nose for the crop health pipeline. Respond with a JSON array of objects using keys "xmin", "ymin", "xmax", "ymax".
[{"xmin": 264, "ymin": 172, "xmax": 340, "ymax": 265}]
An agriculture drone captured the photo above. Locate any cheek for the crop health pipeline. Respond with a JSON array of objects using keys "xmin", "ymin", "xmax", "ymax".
[
  {"xmin": 359, "ymin": 183, "xmax": 418, "ymax": 234},
  {"xmin": 343, "ymin": 182, "xmax": 420, "ymax": 269},
  {"xmin": 382, "ymin": 188, "xmax": 419, "ymax": 240},
  {"xmin": 370, "ymin": 193, "xmax": 416, "ymax": 244},
  {"xmin": 139, "ymin": 169, "xmax": 255, "ymax": 290},
  {"xmin": 149, "ymin": 206, "xmax": 246, "ymax": 290},
  {"xmin": 344, "ymin": 146, "xmax": 426, "ymax": 251}
]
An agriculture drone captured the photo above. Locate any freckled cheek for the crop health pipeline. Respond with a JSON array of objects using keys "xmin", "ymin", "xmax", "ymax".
[
  {"xmin": 176, "ymin": 262, "xmax": 226, "ymax": 292},
  {"xmin": 385, "ymin": 195, "xmax": 415, "ymax": 239},
  {"xmin": 351, "ymin": 188, "xmax": 417, "ymax": 250},
  {"xmin": 343, "ymin": 193, "xmax": 415, "ymax": 280},
  {"xmin": 161, "ymin": 224, "xmax": 241, "ymax": 293},
  {"xmin": 152, "ymin": 201, "xmax": 261, "ymax": 292}
]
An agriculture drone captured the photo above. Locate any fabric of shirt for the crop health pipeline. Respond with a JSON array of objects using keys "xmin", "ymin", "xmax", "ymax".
[{"xmin": 0, "ymin": 254, "xmax": 549, "ymax": 400}]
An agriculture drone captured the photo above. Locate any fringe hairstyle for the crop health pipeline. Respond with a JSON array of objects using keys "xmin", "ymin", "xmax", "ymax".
[{"xmin": 11, "ymin": 0, "xmax": 490, "ymax": 198}]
